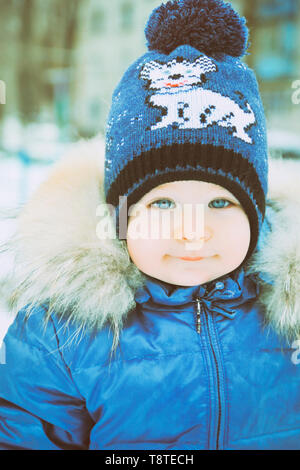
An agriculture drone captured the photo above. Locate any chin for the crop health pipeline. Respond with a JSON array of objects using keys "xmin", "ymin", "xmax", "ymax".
[{"xmin": 166, "ymin": 273, "xmax": 213, "ymax": 287}]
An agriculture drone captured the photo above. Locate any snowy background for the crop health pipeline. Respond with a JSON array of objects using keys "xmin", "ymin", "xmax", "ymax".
[
  {"xmin": 0, "ymin": 118, "xmax": 70, "ymax": 346},
  {"xmin": 1, "ymin": 0, "xmax": 300, "ymax": 350}
]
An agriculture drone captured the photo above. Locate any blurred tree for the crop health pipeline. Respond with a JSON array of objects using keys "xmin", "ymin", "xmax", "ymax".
[
  {"xmin": 243, "ymin": 0, "xmax": 257, "ymax": 69},
  {"xmin": 17, "ymin": 0, "xmax": 39, "ymax": 122},
  {"xmin": 1, "ymin": 0, "xmax": 83, "ymax": 127}
]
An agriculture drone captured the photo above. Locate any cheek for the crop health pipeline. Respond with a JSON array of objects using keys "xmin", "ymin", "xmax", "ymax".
[
  {"xmin": 220, "ymin": 214, "xmax": 251, "ymax": 252},
  {"xmin": 129, "ymin": 209, "xmax": 179, "ymax": 240},
  {"xmin": 126, "ymin": 236, "xmax": 167, "ymax": 269},
  {"xmin": 236, "ymin": 214, "xmax": 251, "ymax": 242}
]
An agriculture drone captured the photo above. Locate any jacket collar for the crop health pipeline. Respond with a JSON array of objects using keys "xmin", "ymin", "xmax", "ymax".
[
  {"xmin": 2, "ymin": 138, "xmax": 300, "ymax": 344},
  {"xmin": 135, "ymin": 268, "xmax": 258, "ymax": 319}
]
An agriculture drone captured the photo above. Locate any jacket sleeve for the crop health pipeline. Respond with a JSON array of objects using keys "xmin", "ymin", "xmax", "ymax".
[{"xmin": 0, "ymin": 306, "xmax": 94, "ymax": 450}]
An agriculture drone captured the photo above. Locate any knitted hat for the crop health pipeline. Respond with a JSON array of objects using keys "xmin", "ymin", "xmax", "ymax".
[{"xmin": 104, "ymin": 0, "xmax": 268, "ymax": 265}]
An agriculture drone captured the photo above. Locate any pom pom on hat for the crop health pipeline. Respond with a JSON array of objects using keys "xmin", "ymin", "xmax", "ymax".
[{"xmin": 145, "ymin": 0, "xmax": 249, "ymax": 57}]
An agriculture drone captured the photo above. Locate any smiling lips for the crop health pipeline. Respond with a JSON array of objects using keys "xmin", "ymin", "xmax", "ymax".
[
  {"xmin": 165, "ymin": 81, "xmax": 187, "ymax": 88},
  {"xmin": 178, "ymin": 256, "xmax": 204, "ymax": 261}
]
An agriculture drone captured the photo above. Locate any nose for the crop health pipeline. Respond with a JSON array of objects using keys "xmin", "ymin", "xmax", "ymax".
[
  {"xmin": 173, "ymin": 207, "xmax": 213, "ymax": 243},
  {"xmin": 168, "ymin": 73, "xmax": 182, "ymax": 80},
  {"xmin": 181, "ymin": 226, "xmax": 212, "ymax": 251},
  {"xmin": 182, "ymin": 227, "xmax": 212, "ymax": 242}
]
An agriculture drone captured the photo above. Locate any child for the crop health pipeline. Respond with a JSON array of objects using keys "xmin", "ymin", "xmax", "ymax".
[{"xmin": 0, "ymin": 0, "xmax": 300, "ymax": 450}]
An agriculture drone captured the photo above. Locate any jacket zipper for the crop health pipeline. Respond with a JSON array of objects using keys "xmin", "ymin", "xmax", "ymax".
[
  {"xmin": 203, "ymin": 309, "xmax": 222, "ymax": 450},
  {"xmin": 194, "ymin": 297, "xmax": 222, "ymax": 450},
  {"xmin": 195, "ymin": 297, "xmax": 201, "ymax": 333}
]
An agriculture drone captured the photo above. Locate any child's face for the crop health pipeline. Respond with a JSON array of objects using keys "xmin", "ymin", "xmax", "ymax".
[{"xmin": 126, "ymin": 180, "xmax": 251, "ymax": 286}]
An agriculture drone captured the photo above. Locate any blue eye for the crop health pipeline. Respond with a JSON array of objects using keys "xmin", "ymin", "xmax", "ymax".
[
  {"xmin": 209, "ymin": 199, "xmax": 233, "ymax": 209},
  {"xmin": 150, "ymin": 199, "xmax": 175, "ymax": 210}
]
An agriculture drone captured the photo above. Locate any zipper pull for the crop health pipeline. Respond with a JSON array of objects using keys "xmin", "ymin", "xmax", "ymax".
[{"xmin": 195, "ymin": 297, "xmax": 201, "ymax": 334}]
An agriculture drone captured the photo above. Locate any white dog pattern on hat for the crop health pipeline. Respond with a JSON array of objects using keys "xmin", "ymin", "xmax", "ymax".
[{"xmin": 140, "ymin": 56, "xmax": 256, "ymax": 144}]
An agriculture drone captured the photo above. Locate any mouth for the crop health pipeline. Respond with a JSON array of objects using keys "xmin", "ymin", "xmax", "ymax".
[
  {"xmin": 165, "ymin": 81, "xmax": 187, "ymax": 88},
  {"xmin": 178, "ymin": 256, "xmax": 204, "ymax": 261}
]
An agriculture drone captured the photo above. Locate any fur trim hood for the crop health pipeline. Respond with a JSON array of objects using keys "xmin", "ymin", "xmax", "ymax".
[{"xmin": 2, "ymin": 138, "xmax": 300, "ymax": 345}]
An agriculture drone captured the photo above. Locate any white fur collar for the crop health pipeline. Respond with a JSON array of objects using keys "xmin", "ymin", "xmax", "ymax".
[{"xmin": 2, "ymin": 138, "xmax": 300, "ymax": 346}]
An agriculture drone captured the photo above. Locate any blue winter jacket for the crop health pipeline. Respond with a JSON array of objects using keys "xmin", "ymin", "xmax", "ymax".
[
  {"xmin": 0, "ymin": 146, "xmax": 300, "ymax": 450},
  {"xmin": 0, "ymin": 267, "xmax": 299, "ymax": 450}
]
